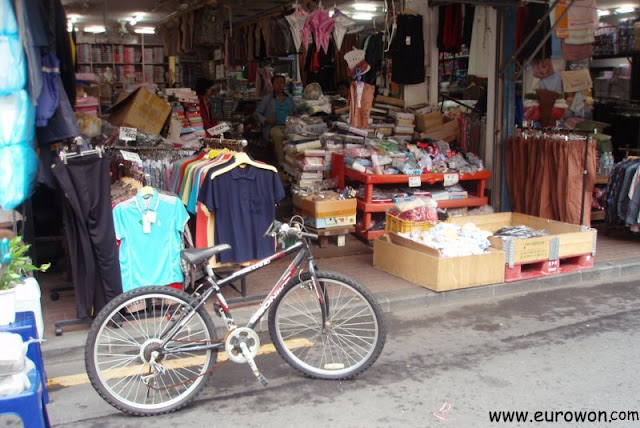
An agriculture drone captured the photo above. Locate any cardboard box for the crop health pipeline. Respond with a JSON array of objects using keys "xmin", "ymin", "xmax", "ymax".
[
  {"xmin": 416, "ymin": 117, "xmax": 459, "ymax": 142},
  {"xmin": 108, "ymin": 87, "xmax": 171, "ymax": 135},
  {"xmin": 448, "ymin": 212, "xmax": 597, "ymax": 267},
  {"xmin": 375, "ymin": 95, "xmax": 405, "ymax": 107},
  {"xmin": 304, "ymin": 215, "xmax": 356, "ymax": 229},
  {"xmin": 293, "ymin": 194, "xmax": 357, "ymax": 218},
  {"xmin": 415, "ymin": 111, "xmax": 444, "ymax": 133},
  {"xmin": 373, "ymin": 235, "xmax": 505, "ymax": 292}
]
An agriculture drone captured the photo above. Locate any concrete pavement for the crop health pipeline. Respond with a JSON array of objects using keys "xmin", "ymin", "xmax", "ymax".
[{"xmin": 40, "ymin": 253, "xmax": 640, "ymax": 367}]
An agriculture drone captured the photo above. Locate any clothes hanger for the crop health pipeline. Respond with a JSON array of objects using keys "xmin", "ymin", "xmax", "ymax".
[
  {"xmin": 209, "ymin": 152, "xmax": 277, "ymax": 180},
  {"xmin": 138, "ymin": 173, "xmax": 155, "ymax": 197}
]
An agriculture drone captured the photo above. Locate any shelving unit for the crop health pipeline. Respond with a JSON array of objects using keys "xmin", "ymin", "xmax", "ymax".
[
  {"xmin": 332, "ymin": 154, "xmax": 491, "ymax": 240},
  {"xmin": 76, "ymin": 35, "xmax": 167, "ymax": 85}
]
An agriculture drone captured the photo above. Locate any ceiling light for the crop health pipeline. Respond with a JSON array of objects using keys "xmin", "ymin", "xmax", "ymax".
[
  {"xmin": 597, "ymin": 9, "xmax": 610, "ymax": 16},
  {"xmin": 134, "ymin": 27, "xmax": 155, "ymax": 34},
  {"xmin": 351, "ymin": 12, "xmax": 373, "ymax": 20},
  {"xmin": 354, "ymin": 3, "xmax": 377, "ymax": 11},
  {"xmin": 615, "ymin": 5, "xmax": 635, "ymax": 14},
  {"xmin": 129, "ymin": 19, "xmax": 138, "ymax": 26},
  {"xmin": 84, "ymin": 26, "xmax": 106, "ymax": 33},
  {"xmin": 67, "ymin": 21, "xmax": 74, "ymax": 32},
  {"xmin": 68, "ymin": 15, "xmax": 79, "ymax": 23}
]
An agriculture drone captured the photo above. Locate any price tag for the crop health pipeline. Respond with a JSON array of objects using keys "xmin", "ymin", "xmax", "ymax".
[
  {"xmin": 207, "ymin": 122, "xmax": 231, "ymax": 136},
  {"xmin": 119, "ymin": 127, "xmax": 137, "ymax": 142},
  {"xmin": 408, "ymin": 176, "xmax": 421, "ymax": 188},
  {"xmin": 443, "ymin": 173, "xmax": 459, "ymax": 187},
  {"xmin": 120, "ymin": 150, "xmax": 142, "ymax": 164}
]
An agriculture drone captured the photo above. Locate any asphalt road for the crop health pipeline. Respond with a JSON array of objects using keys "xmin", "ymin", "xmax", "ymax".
[{"xmin": 33, "ymin": 278, "xmax": 640, "ymax": 427}]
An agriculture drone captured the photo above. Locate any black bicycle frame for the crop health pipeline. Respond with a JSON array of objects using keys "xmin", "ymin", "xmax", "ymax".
[{"xmin": 162, "ymin": 238, "xmax": 322, "ymax": 354}]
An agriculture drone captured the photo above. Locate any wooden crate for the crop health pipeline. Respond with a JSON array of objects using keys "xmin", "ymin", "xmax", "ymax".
[
  {"xmin": 449, "ymin": 213, "xmax": 597, "ymax": 267},
  {"xmin": 374, "ymin": 235, "xmax": 505, "ymax": 292}
]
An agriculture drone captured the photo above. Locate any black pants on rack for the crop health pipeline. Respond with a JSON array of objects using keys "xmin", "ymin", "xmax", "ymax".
[{"xmin": 52, "ymin": 155, "xmax": 122, "ymax": 318}]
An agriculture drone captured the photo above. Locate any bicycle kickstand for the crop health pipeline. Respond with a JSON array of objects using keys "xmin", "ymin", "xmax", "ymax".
[{"xmin": 239, "ymin": 342, "xmax": 269, "ymax": 386}]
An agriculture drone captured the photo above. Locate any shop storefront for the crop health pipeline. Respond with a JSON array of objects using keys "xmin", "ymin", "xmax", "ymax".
[{"xmin": 0, "ymin": 0, "xmax": 639, "ymax": 338}]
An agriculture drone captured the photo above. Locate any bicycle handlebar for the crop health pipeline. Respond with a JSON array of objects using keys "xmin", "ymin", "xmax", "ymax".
[{"xmin": 264, "ymin": 220, "xmax": 318, "ymax": 241}]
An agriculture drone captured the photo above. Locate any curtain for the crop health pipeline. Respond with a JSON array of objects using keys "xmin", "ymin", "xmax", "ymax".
[{"xmin": 507, "ymin": 132, "xmax": 596, "ymax": 224}]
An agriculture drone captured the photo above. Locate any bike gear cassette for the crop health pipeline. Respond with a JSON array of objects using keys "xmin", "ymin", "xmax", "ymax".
[{"xmin": 225, "ymin": 327, "xmax": 260, "ymax": 363}]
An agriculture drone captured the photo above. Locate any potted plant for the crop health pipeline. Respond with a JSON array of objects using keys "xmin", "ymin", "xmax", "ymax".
[{"xmin": 0, "ymin": 237, "xmax": 50, "ymax": 325}]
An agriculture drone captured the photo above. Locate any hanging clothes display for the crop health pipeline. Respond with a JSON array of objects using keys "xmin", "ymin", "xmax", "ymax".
[
  {"xmin": 506, "ymin": 129, "xmax": 596, "ymax": 225},
  {"xmin": 332, "ymin": 9, "xmax": 357, "ymax": 51},
  {"xmin": 0, "ymin": 0, "xmax": 37, "ymax": 210},
  {"xmin": 389, "ymin": 14, "xmax": 425, "ymax": 85},
  {"xmin": 197, "ymin": 154, "xmax": 284, "ymax": 264},
  {"xmin": 467, "ymin": 6, "xmax": 491, "ymax": 79},
  {"xmin": 360, "ymin": 32, "xmax": 383, "ymax": 86},
  {"xmin": 113, "ymin": 188, "xmax": 189, "ymax": 292},
  {"xmin": 438, "ymin": 5, "xmax": 463, "ymax": 54},
  {"xmin": 606, "ymin": 158, "xmax": 640, "ymax": 230},
  {"xmin": 52, "ymin": 153, "xmax": 123, "ymax": 318},
  {"xmin": 348, "ymin": 80, "xmax": 375, "ymax": 129},
  {"xmin": 462, "ymin": 5, "xmax": 475, "ymax": 48},
  {"xmin": 285, "ymin": 6, "xmax": 308, "ymax": 52},
  {"xmin": 304, "ymin": 39, "xmax": 337, "ymax": 92}
]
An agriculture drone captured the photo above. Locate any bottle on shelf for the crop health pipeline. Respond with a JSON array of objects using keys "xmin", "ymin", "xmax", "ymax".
[{"xmin": 598, "ymin": 152, "xmax": 605, "ymax": 176}]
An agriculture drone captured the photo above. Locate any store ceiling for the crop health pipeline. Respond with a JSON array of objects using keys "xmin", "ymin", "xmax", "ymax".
[
  {"xmin": 62, "ymin": 0, "xmax": 387, "ymax": 31},
  {"xmin": 62, "ymin": 0, "xmax": 637, "ymax": 32}
]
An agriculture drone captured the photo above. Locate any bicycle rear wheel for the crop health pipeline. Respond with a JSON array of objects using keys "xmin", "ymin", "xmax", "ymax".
[
  {"xmin": 268, "ymin": 271, "xmax": 386, "ymax": 380},
  {"xmin": 85, "ymin": 286, "xmax": 217, "ymax": 416}
]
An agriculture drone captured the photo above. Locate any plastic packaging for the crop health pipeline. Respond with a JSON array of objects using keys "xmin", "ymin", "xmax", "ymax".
[
  {"xmin": 0, "ymin": 333, "xmax": 27, "ymax": 376},
  {"xmin": 0, "ymin": 0, "xmax": 25, "ymax": 96},
  {"xmin": 0, "ymin": 90, "xmax": 35, "ymax": 146},
  {"xmin": 0, "ymin": 144, "xmax": 38, "ymax": 210}
]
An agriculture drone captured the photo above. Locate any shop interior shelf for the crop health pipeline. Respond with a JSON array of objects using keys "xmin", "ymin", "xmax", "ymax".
[
  {"xmin": 332, "ymin": 153, "xmax": 491, "ymax": 241},
  {"xmin": 344, "ymin": 168, "xmax": 491, "ymax": 185},
  {"xmin": 357, "ymin": 195, "xmax": 489, "ymax": 213}
]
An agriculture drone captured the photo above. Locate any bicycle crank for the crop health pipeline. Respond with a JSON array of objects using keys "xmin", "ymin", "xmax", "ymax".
[{"xmin": 224, "ymin": 327, "xmax": 268, "ymax": 386}]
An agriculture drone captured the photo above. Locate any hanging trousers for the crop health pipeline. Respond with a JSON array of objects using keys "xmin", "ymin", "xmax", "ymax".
[{"xmin": 52, "ymin": 155, "xmax": 122, "ymax": 318}]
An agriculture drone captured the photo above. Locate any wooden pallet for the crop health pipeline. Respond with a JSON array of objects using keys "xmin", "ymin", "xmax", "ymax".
[
  {"xmin": 304, "ymin": 224, "xmax": 355, "ymax": 248},
  {"xmin": 504, "ymin": 253, "xmax": 595, "ymax": 282}
]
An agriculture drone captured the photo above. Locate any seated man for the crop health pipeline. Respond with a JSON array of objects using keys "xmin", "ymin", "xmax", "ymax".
[{"xmin": 254, "ymin": 75, "xmax": 296, "ymax": 167}]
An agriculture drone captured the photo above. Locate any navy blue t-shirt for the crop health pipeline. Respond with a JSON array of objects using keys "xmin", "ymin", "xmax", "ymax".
[{"xmin": 197, "ymin": 161, "xmax": 285, "ymax": 263}]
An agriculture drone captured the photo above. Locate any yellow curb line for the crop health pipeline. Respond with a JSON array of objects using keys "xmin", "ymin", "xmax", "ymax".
[{"xmin": 47, "ymin": 338, "xmax": 312, "ymax": 389}]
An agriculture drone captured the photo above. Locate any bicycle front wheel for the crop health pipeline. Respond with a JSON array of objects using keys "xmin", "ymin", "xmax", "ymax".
[
  {"xmin": 85, "ymin": 286, "xmax": 217, "ymax": 416},
  {"xmin": 268, "ymin": 271, "xmax": 386, "ymax": 380}
]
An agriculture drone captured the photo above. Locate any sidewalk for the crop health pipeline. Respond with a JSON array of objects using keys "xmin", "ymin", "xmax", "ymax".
[{"xmin": 39, "ymin": 244, "xmax": 640, "ymax": 364}]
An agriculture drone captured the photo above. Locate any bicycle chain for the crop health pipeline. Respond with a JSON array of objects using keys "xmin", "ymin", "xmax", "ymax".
[{"xmin": 145, "ymin": 338, "xmax": 229, "ymax": 391}]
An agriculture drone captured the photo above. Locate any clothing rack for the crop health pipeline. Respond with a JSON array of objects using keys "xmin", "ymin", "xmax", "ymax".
[
  {"xmin": 107, "ymin": 145, "xmax": 196, "ymax": 151},
  {"xmin": 58, "ymin": 139, "xmax": 104, "ymax": 164},
  {"xmin": 53, "ymin": 140, "xmax": 109, "ymax": 335},
  {"xmin": 517, "ymin": 126, "xmax": 596, "ymax": 226},
  {"xmin": 202, "ymin": 138, "xmax": 248, "ymax": 152}
]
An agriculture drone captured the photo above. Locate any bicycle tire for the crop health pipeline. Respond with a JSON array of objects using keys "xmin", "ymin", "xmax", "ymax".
[
  {"xmin": 268, "ymin": 271, "xmax": 386, "ymax": 380},
  {"xmin": 85, "ymin": 286, "xmax": 217, "ymax": 416}
]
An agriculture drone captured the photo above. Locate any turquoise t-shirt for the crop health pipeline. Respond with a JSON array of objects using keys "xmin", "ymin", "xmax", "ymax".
[
  {"xmin": 275, "ymin": 98, "xmax": 289, "ymax": 126},
  {"xmin": 113, "ymin": 190, "xmax": 189, "ymax": 291}
]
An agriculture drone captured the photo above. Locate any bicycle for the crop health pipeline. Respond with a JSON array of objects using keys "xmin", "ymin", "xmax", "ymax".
[{"xmin": 85, "ymin": 220, "xmax": 387, "ymax": 416}]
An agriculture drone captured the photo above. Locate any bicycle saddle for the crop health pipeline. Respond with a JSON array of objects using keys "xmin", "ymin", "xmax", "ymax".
[{"xmin": 181, "ymin": 244, "xmax": 232, "ymax": 265}]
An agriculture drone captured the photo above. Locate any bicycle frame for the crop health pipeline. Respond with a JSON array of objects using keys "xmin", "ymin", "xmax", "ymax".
[{"xmin": 161, "ymin": 238, "xmax": 322, "ymax": 355}]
